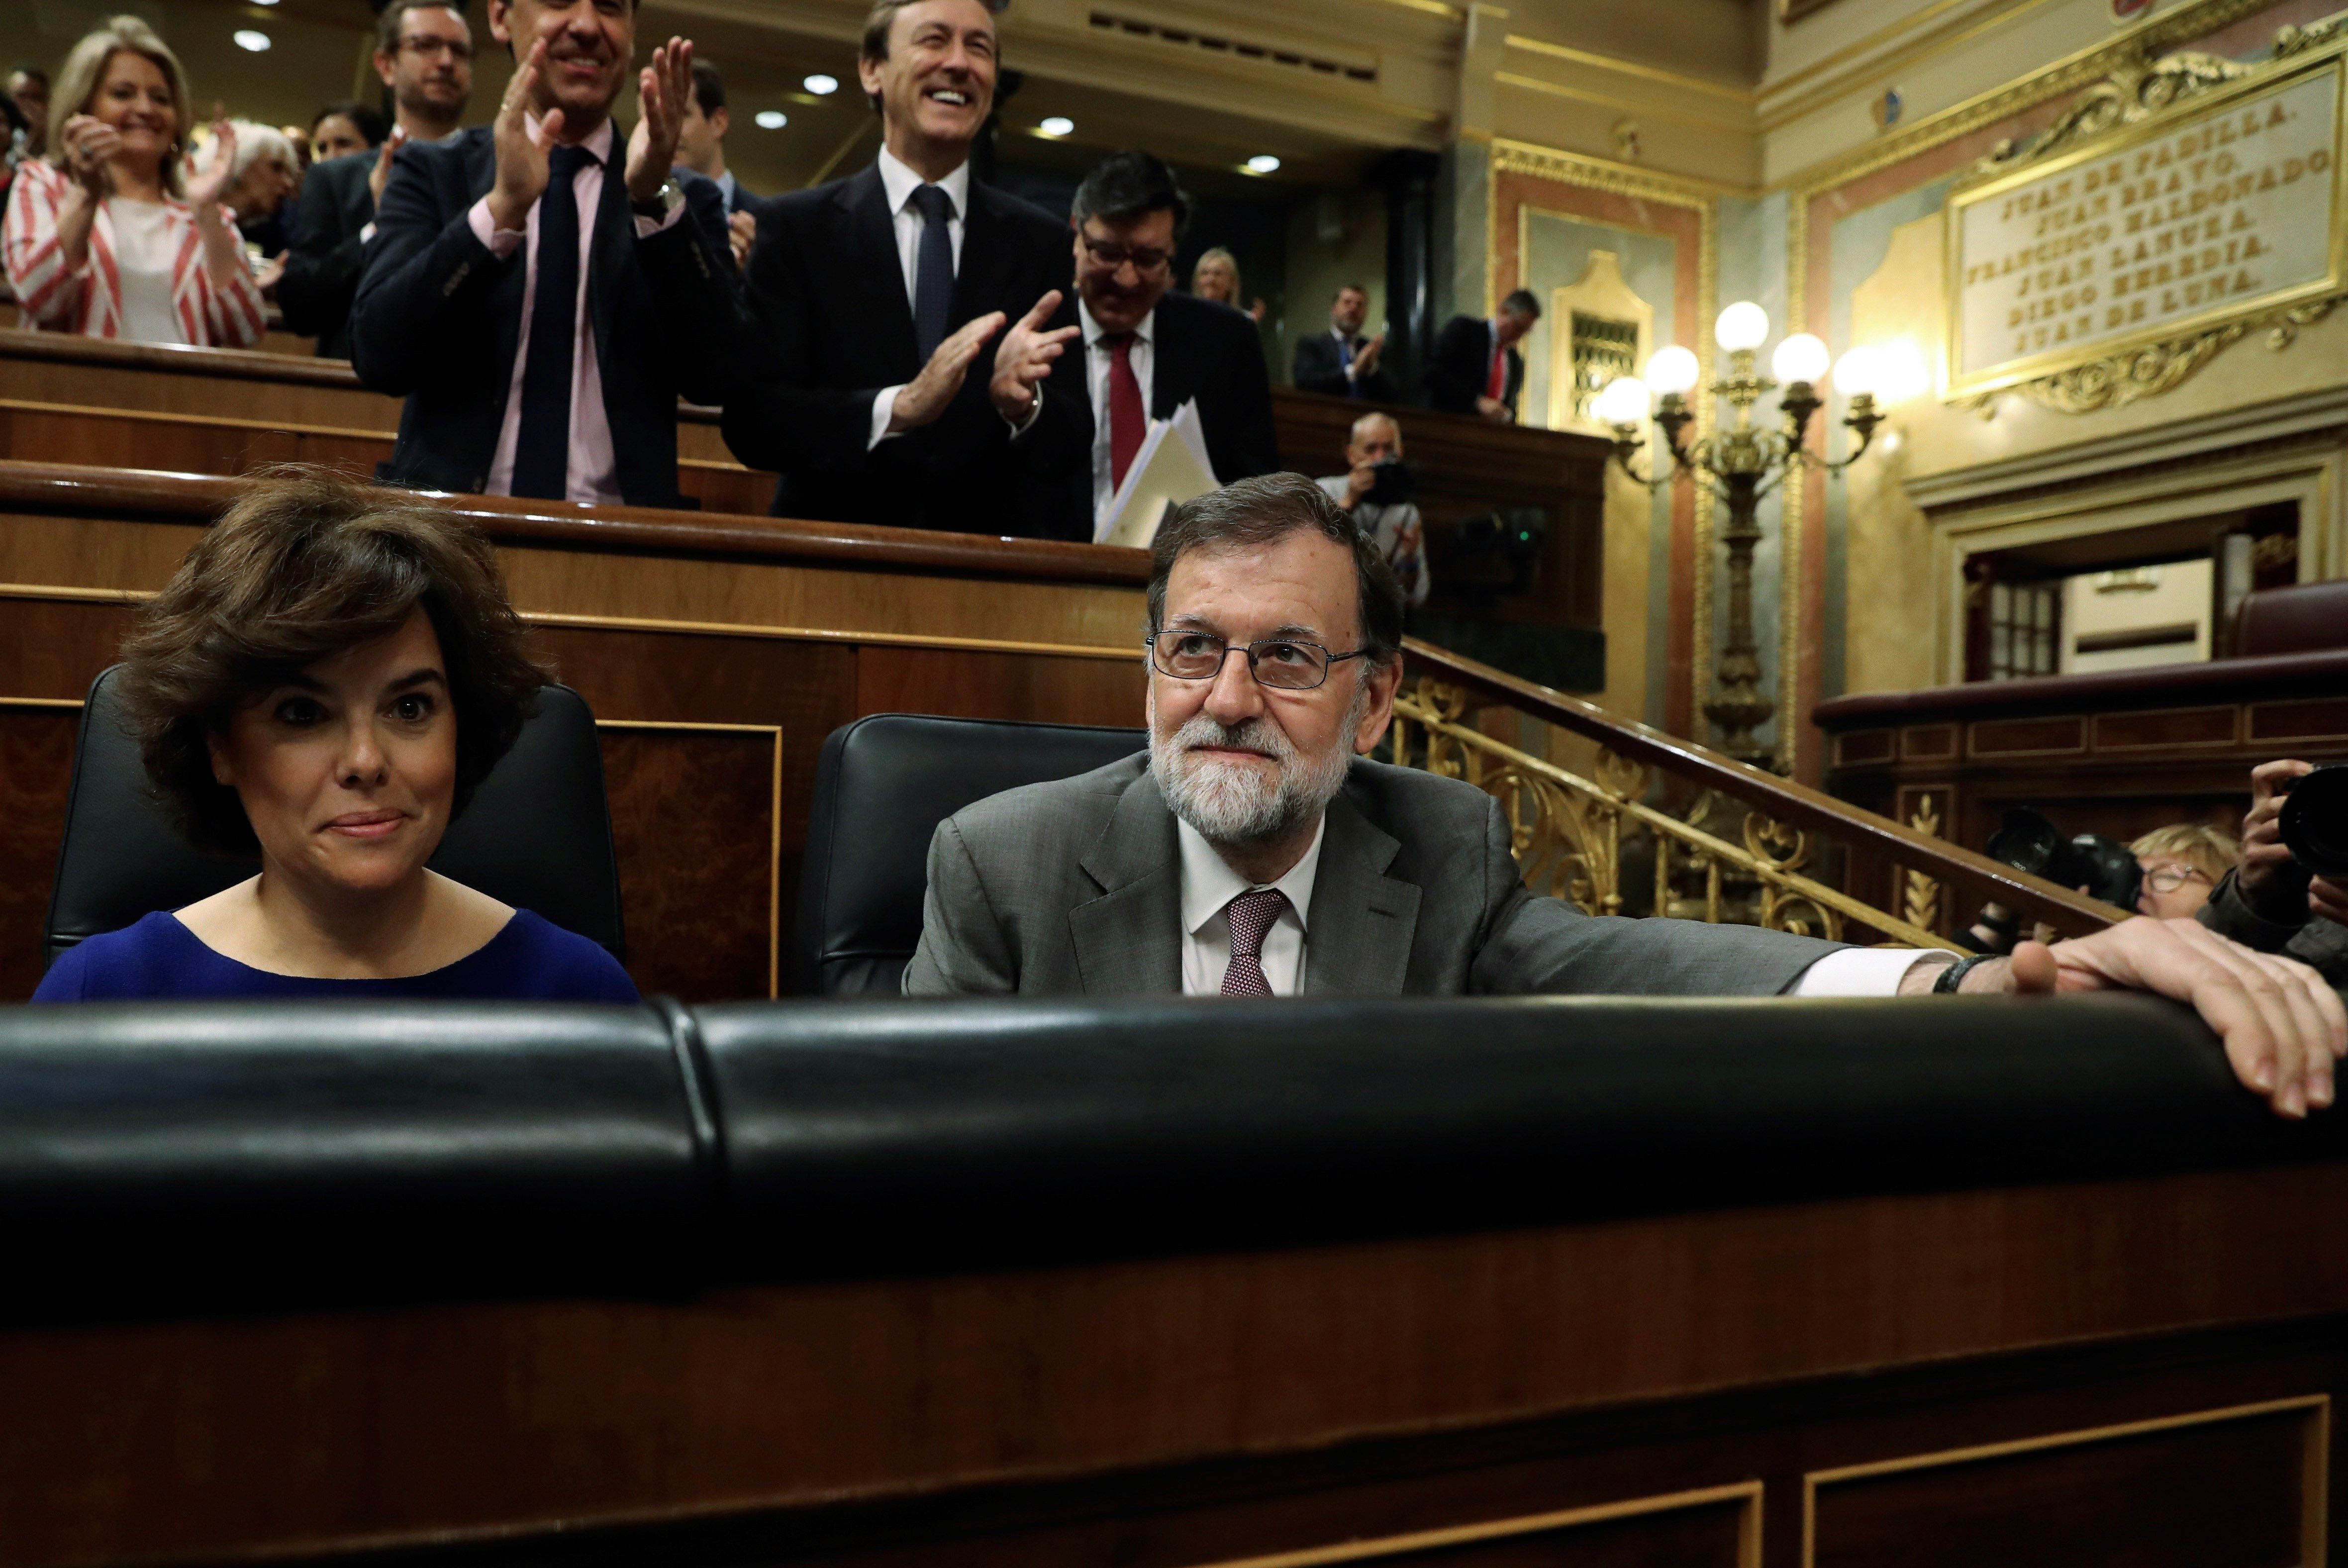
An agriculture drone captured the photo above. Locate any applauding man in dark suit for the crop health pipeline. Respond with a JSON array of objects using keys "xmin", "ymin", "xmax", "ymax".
[
  {"xmin": 1031, "ymin": 151, "xmax": 1280, "ymax": 542},
  {"xmin": 350, "ymin": 0, "xmax": 741, "ymax": 508},
  {"xmin": 719, "ymin": 0, "xmax": 1079, "ymax": 535},
  {"xmin": 279, "ymin": 0, "xmax": 473, "ymax": 359},
  {"xmin": 1293, "ymin": 283, "xmax": 1395, "ymax": 401}
]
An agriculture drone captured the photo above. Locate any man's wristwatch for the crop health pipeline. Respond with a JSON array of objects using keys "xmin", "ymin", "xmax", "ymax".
[{"xmin": 631, "ymin": 180, "xmax": 683, "ymax": 221}]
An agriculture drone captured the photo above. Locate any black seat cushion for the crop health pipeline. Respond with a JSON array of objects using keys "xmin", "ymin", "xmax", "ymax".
[
  {"xmin": 43, "ymin": 667, "xmax": 627, "ymax": 967},
  {"xmin": 794, "ymin": 713, "xmax": 1145, "ymax": 995}
]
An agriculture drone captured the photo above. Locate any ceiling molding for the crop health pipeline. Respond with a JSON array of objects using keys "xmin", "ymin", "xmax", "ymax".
[
  {"xmin": 1504, "ymin": 35, "xmax": 1758, "ymax": 105},
  {"xmin": 1494, "ymin": 71, "xmax": 1756, "ymax": 132}
]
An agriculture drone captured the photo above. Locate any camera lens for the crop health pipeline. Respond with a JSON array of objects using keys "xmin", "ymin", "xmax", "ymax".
[
  {"xmin": 1986, "ymin": 808, "xmax": 2061, "ymax": 878},
  {"xmin": 2280, "ymin": 765, "xmax": 2348, "ymax": 878}
]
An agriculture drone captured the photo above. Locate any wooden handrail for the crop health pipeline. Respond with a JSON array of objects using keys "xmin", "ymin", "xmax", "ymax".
[
  {"xmin": 0, "ymin": 459, "xmax": 1152, "ymax": 587},
  {"xmin": 1401, "ymin": 637, "xmax": 2119, "ymax": 937}
]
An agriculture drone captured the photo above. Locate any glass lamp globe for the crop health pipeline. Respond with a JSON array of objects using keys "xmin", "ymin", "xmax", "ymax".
[
  {"xmin": 1645, "ymin": 345, "xmax": 1700, "ymax": 397},
  {"xmin": 1771, "ymin": 332, "xmax": 1830, "ymax": 386},
  {"xmin": 1714, "ymin": 301, "xmax": 1769, "ymax": 353},
  {"xmin": 1592, "ymin": 375, "xmax": 1651, "ymax": 426},
  {"xmin": 1832, "ymin": 345, "xmax": 1881, "ymax": 399}
]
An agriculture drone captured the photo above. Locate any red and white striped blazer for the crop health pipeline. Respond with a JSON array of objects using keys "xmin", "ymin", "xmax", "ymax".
[{"xmin": 2, "ymin": 159, "xmax": 264, "ymax": 347}]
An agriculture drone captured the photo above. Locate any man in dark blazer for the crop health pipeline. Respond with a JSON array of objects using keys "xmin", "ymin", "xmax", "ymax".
[
  {"xmin": 1292, "ymin": 282, "xmax": 1396, "ymax": 401},
  {"xmin": 278, "ymin": 0, "xmax": 474, "ymax": 358},
  {"xmin": 1427, "ymin": 289, "xmax": 1540, "ymax": 421},
  {"xmin": 900, "ymin": 474, "xmax": 2336, "ymax": 1122},
  {"xmin": 1025, "ymin": 150, "xmax": 1279, "ymax": 543},
  {"xmin": 719, "ymin": 0, "xmax": 1081, "ymax": 535},
  {"xmin": 350, "ymin": 1, "xmax": 741, "ymax": 508}
]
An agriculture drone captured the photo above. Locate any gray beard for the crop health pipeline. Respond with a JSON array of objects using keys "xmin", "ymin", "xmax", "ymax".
[{"xmin": 1149, "ymin": 710, "xmax": 1355, "ymax": 851}]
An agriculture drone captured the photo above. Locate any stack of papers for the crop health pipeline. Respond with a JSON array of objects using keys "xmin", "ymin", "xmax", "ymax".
[{"xmin": 1094, "ymin": 399, "xmax": 1220, "ymax": 550}]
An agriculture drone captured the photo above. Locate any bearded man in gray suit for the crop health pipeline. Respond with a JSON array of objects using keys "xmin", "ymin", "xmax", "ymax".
[{"xmin": 906, "ymin": 474, "xmax": 2341, "ymax": 1119}]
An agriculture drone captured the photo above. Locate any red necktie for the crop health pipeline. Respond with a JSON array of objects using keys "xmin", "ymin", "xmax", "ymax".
[
  {"xmin": 1221, "ymin": 887, "xmax": 1289, "ymax": 998},
  {"xmin": 1106, "ymin": 333, "xmax": 1145, "ymax": 491},
  {"xmin": 1485, "ymin": 336, "xmax": 1506, "ymax": 401}
]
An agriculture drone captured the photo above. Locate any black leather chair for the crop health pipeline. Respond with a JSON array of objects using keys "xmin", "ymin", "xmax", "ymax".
[
  {"xmin": 794, "ymin": 713, "xmax": 1145, "ymax": 995},
  {"xmin": 42, "ymin": 666, "xmax": 627, "ymax": 968}
]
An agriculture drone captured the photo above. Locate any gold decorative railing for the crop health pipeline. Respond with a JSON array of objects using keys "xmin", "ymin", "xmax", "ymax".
[{"xmin": 1394, "ymin": 640, "xmax": 2118, "ymax": 948}]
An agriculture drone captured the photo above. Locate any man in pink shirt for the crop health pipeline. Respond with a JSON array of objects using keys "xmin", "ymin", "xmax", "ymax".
[{"xmin": 349, "ymin": 0, "xmax": 741, "ymax": 508}]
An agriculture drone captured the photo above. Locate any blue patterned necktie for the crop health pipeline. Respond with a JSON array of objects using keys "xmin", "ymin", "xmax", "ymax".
[
  {"xmin": 511, "ymin": 142, "xmax": 594, "ymax": 501},
  {"xmin": 908, "ymin": 183, "xmax": 956, "ymax": 364},
  {"xmin": 1221, "ymin": 887, "xmax": 1290, "ymax": 998}
]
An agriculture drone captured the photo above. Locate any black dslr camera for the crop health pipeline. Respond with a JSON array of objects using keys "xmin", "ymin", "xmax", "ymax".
[
  {"xmin": 2278, "ymin": 765, "xmax": 2348, "ymax": 878},
  {"xmin": 1984, "ymin": 808, "xmax": 2142, "ymax": 912},
  {"xmin": 1362, "ymin": 459, "xmax": 1417, "ymax": 509}
]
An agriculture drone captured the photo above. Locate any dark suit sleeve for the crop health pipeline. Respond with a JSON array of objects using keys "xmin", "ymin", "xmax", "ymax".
[
  {"xmin": 1214, "ymin": 309, "xmax": 1280, "ymax": 481},
  {"xmin": 276, "ymin": 158, "xmax": 365, "ymax": 344},
  {"xmin": 348, "ymin": 145, "xmax": 504, "ymax": 396},
  {"xmin": 1424, "ymin": 316, "xmax": 1480, "ymax": 413},
  {"xmin": 639, "ymin": 173, "xmax": 749, "ymax": 407},
  {"xmin": 1292, "ymin": 333, "xmax": 1349, "ymax": 396},
  {"xmin": 718, "ymin": 198, "xmax": 892, "ymax": 474},
  {"xmin": 1464, "ymin": 795, "xmax": 1843, "ymax": 995}
]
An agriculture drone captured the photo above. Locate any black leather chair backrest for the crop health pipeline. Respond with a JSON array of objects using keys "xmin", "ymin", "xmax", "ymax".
[
  {"xmin": 43, "ymin": 667, "xmax": 627, "ymax": 967},
  {"xmin": 795, "ymin": 713, "xmax": 1146, "ymax": 995}
]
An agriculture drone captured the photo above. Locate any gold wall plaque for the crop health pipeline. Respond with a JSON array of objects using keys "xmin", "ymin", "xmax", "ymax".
[{"xmin": 1944, "ymin": 40, "xmax": 2347, "ymax": 402}]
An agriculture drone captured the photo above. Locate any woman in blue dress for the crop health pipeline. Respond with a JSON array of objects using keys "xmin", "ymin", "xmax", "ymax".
[{"xmin": 35, "ymin": 467, "xmax": 637, "ymax": 1003}]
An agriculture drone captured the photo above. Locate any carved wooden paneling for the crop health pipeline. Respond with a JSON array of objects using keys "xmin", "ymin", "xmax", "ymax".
[
  {"xmin": 1832, "ymin": 730, "xmax": 1894, "ymax": 767},
  {"xmin": 1804, "ymin": 1397, "xmax": 2325, "ymax": 1568},
  {"xmin": 1967, "ymin": 717, "xmax": 2086, "ymax": 758},
  {"xmin": 599, "ymin": 724, "xmax": 780, "ymax": 1000},
  {"xmin": 0, "ymin": 702, "xmax": 79, "ymax": 1000},
  {"xmin": 2091, "ymin": 706, "xmax": 2239, "ymax": 752},
  {"xmin": 856, "ymin": 644, "xmax": 1145, "ymax": 730}
]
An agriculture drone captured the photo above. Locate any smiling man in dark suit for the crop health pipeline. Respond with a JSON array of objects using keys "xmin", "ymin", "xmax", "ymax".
[
  {"xmin": 278, "ymin": 0, "xmax": 474, "ymax": 359},
  {"xmin": 349, "ymin": 0, "xmax": 741, "ymax": 508},
  {"xmin": 1028, "ymin": 150, "xmax": 1280, "ymax": 542},
  {"xmin": 718, "ymin": 0, "xmax": 1080, "ymax": 535}
]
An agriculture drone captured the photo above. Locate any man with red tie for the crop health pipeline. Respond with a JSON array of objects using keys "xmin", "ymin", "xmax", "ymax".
[
  {"xmin": 1027, "ymin": 151, "xmax": 1279, "ymax": 543},
  {"xmin": 1426, "ymin": 291, "xmax": 1540, "ymax": 423}
]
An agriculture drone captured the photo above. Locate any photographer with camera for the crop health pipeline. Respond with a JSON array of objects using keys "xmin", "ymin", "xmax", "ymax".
[
  {"xmin": 1959, "ymin": 814, "xmax": 2234, "ymax": 953},
  {"xmin": 2200, "ymin": 759, "xmax": 2348, "ymax": 989},
  {"xmin": 1319, "ymin": 410, "xmax": 1429, "ymax": 609}
]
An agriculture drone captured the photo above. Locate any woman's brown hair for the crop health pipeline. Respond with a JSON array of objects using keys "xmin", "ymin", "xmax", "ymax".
[{"xmin": 116, "ymin": 466, "xmax": 551, "ymax": 854}]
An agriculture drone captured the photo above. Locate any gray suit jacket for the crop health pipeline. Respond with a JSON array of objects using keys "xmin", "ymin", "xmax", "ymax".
[{"xmin": 903, "ymin": 753, "xmax": 1845, "ymax": 997}]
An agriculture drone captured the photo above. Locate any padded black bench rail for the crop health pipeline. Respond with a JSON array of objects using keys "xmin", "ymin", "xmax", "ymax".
[{"xmin": 0, "ymin": 994, "xmax": 2338, "ymax": 1315}]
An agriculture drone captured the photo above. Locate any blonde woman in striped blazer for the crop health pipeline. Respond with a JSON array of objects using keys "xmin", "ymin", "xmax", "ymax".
[{"xmin": 1, "ymin": 16, "xmax": 262, "ymax": 347}]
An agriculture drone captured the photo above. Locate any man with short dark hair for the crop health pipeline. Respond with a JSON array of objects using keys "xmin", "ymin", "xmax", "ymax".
[
  {"xmin": 903, "ymin": 473, "xmax": 2341, "ymax": 1121},
  {"xmin": 280, "ymin": 0, "xmax": 475, "ymax": 357},
  {"xmin": 351, "ymin": 0, "xmax": 742, "ymax": 506},
  {"xmin": 1293, "ymin": 283, "xmax": 1394, "ymax": 401},
  {"xmin": 1428, "ymin": 289, "xmax": 1539, "ymax": 422},
  {"xmin": 676, "ymin": 59, "xmax": 752, "ymax": 210},
  {"xmin": 1028, "ymin": 150, "xmax": 1279, "ymax": 542},
  {"xmin": 719, "ymin": 0, "xmax": 1078, "ymax": 535}
]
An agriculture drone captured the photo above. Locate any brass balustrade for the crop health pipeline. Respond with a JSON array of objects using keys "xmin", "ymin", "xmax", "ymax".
[
  {"xmin": 1393, "ymin": 680, "xmax": 1947, "ymax": 947},
  {"xmin": 1391, "ymin": 637, "xmax": 2121, "ymax": 948}
]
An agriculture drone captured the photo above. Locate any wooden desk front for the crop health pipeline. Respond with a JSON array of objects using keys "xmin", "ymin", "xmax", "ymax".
[
  {"xmin": 0, "ymin": 462, "xmax": 1149, "ymax": 1001},
  {"xmin": 0, "ymin": 1158, "xmax": 2339, "ymax": 1567}
]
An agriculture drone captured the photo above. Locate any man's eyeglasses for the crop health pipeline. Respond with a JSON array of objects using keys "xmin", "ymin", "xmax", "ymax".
[
  {"xmin": 1079, "ymin": 231, "xmax": 1172, "ymax": 277},
  {"xmin": 2143, "ymin": 864, "xmax": 2212, "ymax": 894},
  {"xmin": 398, "ymin": 37, "xmax": 475, "ymax": 60},
  {"xmin": 1145, "ymin": 631, "xmax": 1368, "ymax": 691}
]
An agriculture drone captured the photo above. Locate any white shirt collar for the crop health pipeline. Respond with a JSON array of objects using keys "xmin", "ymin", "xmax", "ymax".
[
  {"xmin": 877, "ymin": 145, "xmax": 970, "ymax": 220},
  {"xmin": 525, "ymin": 112, "xmax": 615, "ymax": 164},
  {"xmin": 1080, "ymin": 297, "xmax": 1156, "ymax": 348},
  {"xmin": 1177, "ymin": 813, "xmax": 1327, "ymax": 938}
]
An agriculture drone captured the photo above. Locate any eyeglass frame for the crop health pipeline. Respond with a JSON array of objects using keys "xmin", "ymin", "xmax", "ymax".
[
  {"xmin": 1144, "ymin": 629, "xmax": 1371, "ymax": 692},
  {"xmin": 1077, "ymin": 227, "xmax": 1174, "ymax": 278},
  {"xmin": 394, "ymin": 35, "xmax": 475, "ymax": 59},
  {"xmin": 2141, "ymin": 863, "xmax": 2213, "ymax": 894}
]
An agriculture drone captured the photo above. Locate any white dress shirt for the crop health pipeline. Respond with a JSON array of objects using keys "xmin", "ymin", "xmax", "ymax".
[
  {"xmin": 866, "ymin": 146, "xmax": 970, "ymax": 450},
  {"xmin": 1173, "ymin": 806, "xmax": 1938, "ymax": 998},
  {"xmin": 468, "ymin": 116, "xmax": 686, "ymax": 506},
  {"xmin": 1179, "ymin": 816, "xmax": 1325, "ymax": 996},
  {"xmin": 1079, "ymin": 297, "xmax": 1156, "ymax": 538}
]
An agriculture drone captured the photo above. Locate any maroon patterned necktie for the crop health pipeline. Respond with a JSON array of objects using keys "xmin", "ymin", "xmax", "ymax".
[{"xmin": 1220, "ymin": 887, "xmax": 1290, "ymax": 998}]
